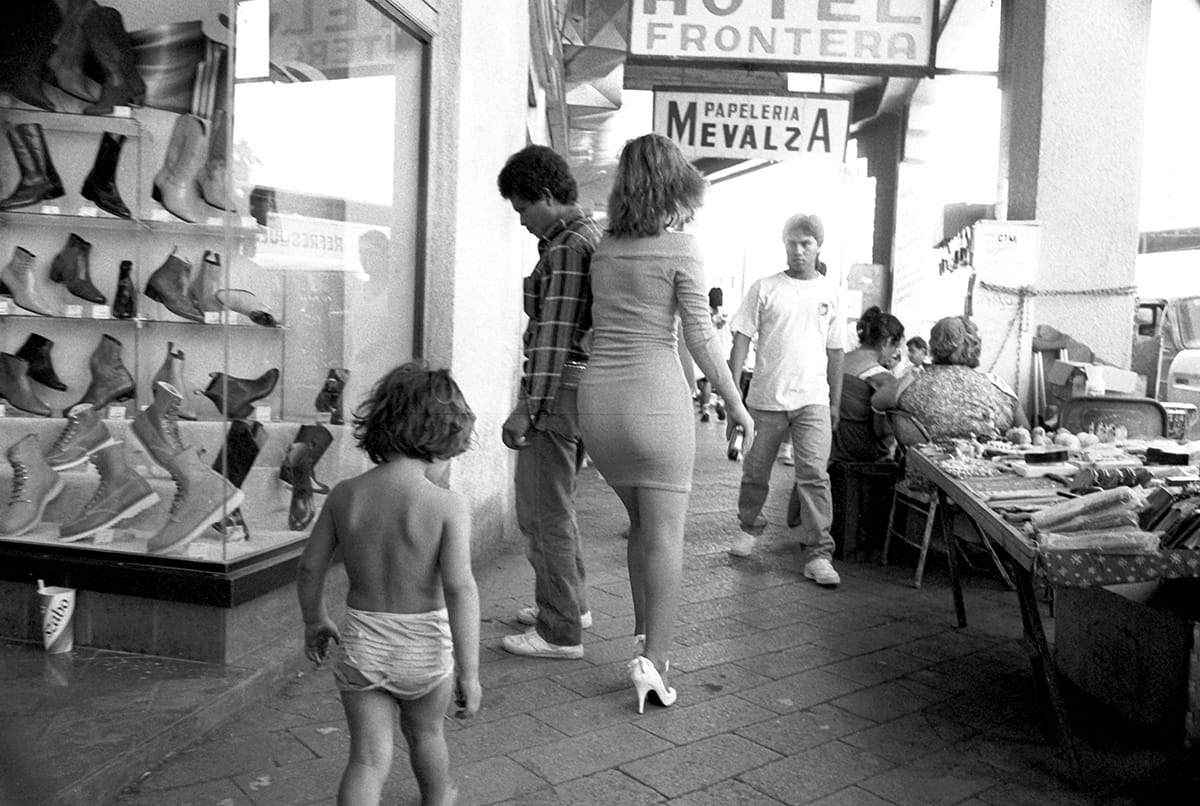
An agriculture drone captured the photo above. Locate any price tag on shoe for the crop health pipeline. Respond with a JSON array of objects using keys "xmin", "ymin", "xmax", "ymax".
[
  {"xmin": 65, "ymin": 305, "xmax": 83, "ymax": 318},
  {"xmin": 106, "ymin": 405, "xmax": 127, "ymax": 420},
  {"xmin": 92, "ymin": 305, "xmax": 111, "ymax": 319},
  {"xmin": 315, "ymin": 411, "xmax": 332, "ymax": 424},
  {"xmin": 254, "ymin": 405, "xmax": 272, "ymax": 423},
  {"xmin": 204, "ymin": 311, "xmax": 222, "ymax": 325},
  {"xmin": 40, "ymin": 205, "xmax": 61, "ymax": 215},
  {"xmin": 0, "ymin": 301, "xmax": 8, "ymax": 315},
  {"xmin": 79, "ymin": 205, "xmax": 100, "ymax": 217},
  {"xmin": 186, "ymin": 542, "xmax": 224, "ymax": 561},
  {"xmin": 93, "ymin": 529, "xmax": 114, "ymax": 546}
]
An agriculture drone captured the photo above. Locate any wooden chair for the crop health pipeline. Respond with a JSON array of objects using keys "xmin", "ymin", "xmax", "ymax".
[{"xmin": 881, "ymin": 410, "xmax": 940, "ymax": 588}]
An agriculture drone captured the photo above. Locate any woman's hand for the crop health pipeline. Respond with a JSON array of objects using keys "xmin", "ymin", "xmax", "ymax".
[{"xmin": 455, "ymin": 672, "xmax": 482, "ymax": 718}]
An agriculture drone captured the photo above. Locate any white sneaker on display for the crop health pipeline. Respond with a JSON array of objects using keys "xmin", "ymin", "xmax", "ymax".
[
  {"xmin": 804, "ymin": 558, "xmax": 841, "ymax": 587},
  {"xmin": 515, "ymin": 605, "xmax": 592, "ymax": 629}
]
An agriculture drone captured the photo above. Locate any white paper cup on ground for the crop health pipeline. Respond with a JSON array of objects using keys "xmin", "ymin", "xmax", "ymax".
[{"xmin": 37, "ymin": 582, "xmax": 75, "ymax": 654}]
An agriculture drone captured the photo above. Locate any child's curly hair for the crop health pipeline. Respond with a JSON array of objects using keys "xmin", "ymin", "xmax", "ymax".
[{"xmin": 352, "ymin": 363, "xmax": 476, "ymax": 465}]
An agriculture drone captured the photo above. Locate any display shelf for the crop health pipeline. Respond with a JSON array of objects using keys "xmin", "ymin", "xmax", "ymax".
[
  {"xmin": 0, "ymin": 306, "xmax": 284, "ymax": 330},
  {"xmin": 0, "ymin": 105, "xmax": 141, "ymax": 137},
  {"xmin": 0, "ymin": 208, "xmax": 262, "ymax": 239}
]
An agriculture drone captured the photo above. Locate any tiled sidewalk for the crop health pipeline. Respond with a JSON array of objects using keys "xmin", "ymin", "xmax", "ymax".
[{"xmin": 5, "ymin": 422, "xmax": 1198, "ymax": 805}]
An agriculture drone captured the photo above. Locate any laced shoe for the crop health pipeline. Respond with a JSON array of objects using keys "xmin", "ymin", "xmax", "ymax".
[
  {"xmin": 500, "ymin": 629, "xmax": 583, "ymax": 659},
  {"xmin": 0, "ymin": 434, "xmax": 64, "ymax": 537},
  {"xmin": 804, "ymin": 558, "xmax": 841, "ymax": 587},
  {"xmin": 44, "ymin": 404, "xmax": 120, "ymax": 470},
  {"xmin": 59, "ymin": 443, "xmax": 159, "ymax": 542},
  {"xmin": 131, "ymin": 381, "xmax": 185, "ymax": 470},
  {"xmin": 147, "ymin": 446, "xmax": 245, "ymax": 555},
  {"xmin": 516, "ymin": 606, "xmax": 592, "ymax": 629}
]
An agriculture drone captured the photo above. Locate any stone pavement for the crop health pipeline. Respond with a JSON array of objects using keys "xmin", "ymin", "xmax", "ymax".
[{"xmin": 6, "ymin": 421, "xmax": 1199, "ymax": 805}]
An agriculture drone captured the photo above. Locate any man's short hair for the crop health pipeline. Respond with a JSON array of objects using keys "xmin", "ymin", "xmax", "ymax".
[
  {"xmin": 497, "ymin": 145, "xmax": 578, "ymax": 204},
  {"xmin": 781, "ymin": 213, "xmax": 824, "ymax": 246},
  {"xmin": 907, "ymin": 336, "xmax": 928, "ymax": 352}
]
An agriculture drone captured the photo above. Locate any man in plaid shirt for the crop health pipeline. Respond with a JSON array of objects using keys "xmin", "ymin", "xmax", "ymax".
[{"xmin": 497, "ymin": 146, "xmax": 602, "ymax": 658}]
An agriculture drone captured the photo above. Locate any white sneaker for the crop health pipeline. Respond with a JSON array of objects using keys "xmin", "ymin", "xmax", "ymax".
[
  {"xmin": 804, "ymin": 558, "xmax": 841, "ymax": 587},
  {"xmin": 728, "ymin": 533, "xmax": 756, "ymax": 557},
  {"xmin": 779, "ymin": 444, "xmax": 795, "ymax": 466},
  {"xmin": 515, "ymin": 605, "xmax": 592, "ymax": 629},
  {"xmin": 501, "ymin": 629, "xmax": 583, "ymax": 659}
]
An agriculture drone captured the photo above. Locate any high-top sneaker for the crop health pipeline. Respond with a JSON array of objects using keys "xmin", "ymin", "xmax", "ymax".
[
  {"xmin": 59, "ymin": 443, "xmax": 159, "ymax": 542},
  {"xmin": 148, "ymin": 447, "xmax": 245, "ymax": 554},
  {"xmin": 131, "ymin": 381, "xmax": 185, "ymax": 470},
  {"xmin": 44, "ymin": 404, "xmax": 119, "ymax": 470},
  {"xmin": 0, "ymin": 434, "xmax": 64, "ymax": 537}
]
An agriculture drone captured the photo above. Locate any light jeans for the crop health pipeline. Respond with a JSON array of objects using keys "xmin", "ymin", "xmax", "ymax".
[
  {"xmin": 515, "ymin": 366, "xmax": 590, "ymax": 646},
  {"xmin": 737, "ymin": 405, "xmax": 835, "ymax": 561}
]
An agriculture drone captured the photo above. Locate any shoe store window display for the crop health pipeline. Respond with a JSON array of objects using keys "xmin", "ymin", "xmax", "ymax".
[
  {"xmin": 726, "ymin": 213, "xmax": 845, "ymax": 590},
  {"xmin": 495, "ymin": 145, "xmax": 602, "ymax": 660}
]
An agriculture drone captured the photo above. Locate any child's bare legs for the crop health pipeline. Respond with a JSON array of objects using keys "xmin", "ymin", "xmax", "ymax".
[
  {"xmin": 399, "ymin": 675, "xmax": 456, "ymax": 806},
  {"xmin": 338, "ymin": 689, "xmax": 396, "ymax": 805}
]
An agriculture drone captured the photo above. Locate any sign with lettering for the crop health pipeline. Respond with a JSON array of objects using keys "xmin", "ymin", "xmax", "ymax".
[
  {"xmin": 653, "ymin": 89, "xmax": 849, "ymax": 161},
  {"xmin": 630, "ymin": 0, "xmax": 937, "ymax": 74}
]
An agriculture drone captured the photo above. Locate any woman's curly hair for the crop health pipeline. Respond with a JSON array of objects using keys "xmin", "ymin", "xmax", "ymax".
[
  {"xmin": 929, "ymin": 315, "xmax": 982, "ymax": 368},
  {"xmin": 855, "ymin": 306, "xmax": 905, "ymax": 349},
  {"xmin": 352, "ymin": 363, "xmax": 476, "ymax": 465},
  {"xmin": 606, "ymin": 134, "xmax": 707, "ymax": 237}
]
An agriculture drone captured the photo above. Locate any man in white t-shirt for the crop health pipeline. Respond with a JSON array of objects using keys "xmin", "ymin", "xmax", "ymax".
[{"xmin": 726, "ymin": 213, "xmax": 845, "ymax": 587}]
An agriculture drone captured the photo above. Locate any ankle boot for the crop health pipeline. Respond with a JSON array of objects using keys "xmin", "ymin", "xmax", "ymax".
[
  {"xmin": 112, "ymin": 260, "xmax": 137, "ymax": 319},
  {"xmin": 197, "ymin": 108, "xmax": 240, "ymax": 212},
  {"xmin": 45, "ymin": 403, "xmax": 119, "ymax": 470},
  {"xmin": 15, "ymin": 333, "xmax": 67, "ymax": 392},
  {"xmin": 213, "ymin": 419, "xmax": 265, "ymax": 488},
  {"xmin": 49, "ymin": 233, "xmax": 106, "ymax": 305},
  {"xmin": 71, "ymin": 334, "xmax": 135, "ymax": 411},
  {"xmin": 47, "ymin": 0, "xmax": 101, "ymax": 102},
  {"xmin": 148, "ymin": 446, "xmax": 245, "ymax": 554},
  {"xmin": 59, "ymin": 442, "xmax": 159, "ymax": 542},
  {"xmin": 80, "ymin": 132, "xmax": 131, "ymax": 219},
  {"xmin": 215, "ymin": 288, "xmax": 279, "ymax": 327},
  {"xmin": 0, "ymin": 354, "xmax": 52, "ymax": 417},
  {"xmin": 285, "ymin": 442, "xmax": 316, "ymax": 531},
  {"xmin": 80, "ymin": 5, "xmax": 146, "ymax": 115},
  {"xmin": 0, "ymin": 434, "xmax": 64, "ymax": 537},
  {"xmin": 0, "ymin": 124, "xmax": 64, "ymax": 210},
  {"xmin": 280, "ymin": 424, "xmax": 333, "ymax": 495},
  {"xmin": 315, "ymin": 368, "xmax": 349, "ymax": 425},
  {"xmin": 152, "ymin": 342, "xmax": 198, "ymax": 420},
  {"xmin": 145, "ymin": 248, "xmax": 203, "ymax": 322},
  {"xmin": 0, "ymin": 246, "xmax": 60, "ymax": 317},
  {"xmin": 200, "ymin": 368, "xmax": 280, "ymax": 420},
  {"xmin": 151, "ymin": 115, "xmax": 207, "ymax": 222},
  {"xmin": 188, "ymin": 250, "xmax": 222, "ymax": 313},
  {"xmin": 131, "ymin": 380, "xmax": 186, "ymax": 470}
]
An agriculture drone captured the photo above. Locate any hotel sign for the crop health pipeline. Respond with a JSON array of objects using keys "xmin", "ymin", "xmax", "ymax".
[
  {"xmin": 630, "ymin": 0, "xmax": 937, "ymax": 75},
  {"xmin": 653, "ymin": 89, "xmax": 849, "ymax": 161}
]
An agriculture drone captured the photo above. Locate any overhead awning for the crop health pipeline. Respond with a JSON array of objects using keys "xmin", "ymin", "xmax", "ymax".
[{"xmin": 1138, "ymin": 227, "xmax": 1200, "ymax": 255}]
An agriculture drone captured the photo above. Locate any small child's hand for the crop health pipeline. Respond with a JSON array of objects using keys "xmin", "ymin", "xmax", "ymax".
[
  {"xmin": 454, "ymin": 673, "xmax": 481, "ymax": 719},
  {"xmin": 304, "ymin": 620, "xmax": 340, "ymax": 666}
]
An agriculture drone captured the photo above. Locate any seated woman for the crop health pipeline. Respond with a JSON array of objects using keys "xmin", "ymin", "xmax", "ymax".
[
  {"xmin": 876, "ymin": 315, "xmax": 1029, "ymax": 442},
  {"xmin": 831, "ymin": 306, "xmax": 905, "ymax": 464}
]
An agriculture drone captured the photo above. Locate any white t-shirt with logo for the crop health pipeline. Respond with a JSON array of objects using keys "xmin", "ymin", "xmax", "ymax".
[{"xmin": 730, "ymin": 272, "xmax": 845, "ymax": 411}]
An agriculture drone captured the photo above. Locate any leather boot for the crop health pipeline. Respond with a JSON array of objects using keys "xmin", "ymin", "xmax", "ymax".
[
  {"xmin": 0, "ymin": 124, "xmax": 64, "ymax": 210},
  {"xmin": 144, "ymin": 248, "xmax": 203, "ymax": 322},
  {"xmin": 49, "ymin": 232, "xmax": 106, "ymax": 305},
  {"xmin": 112, "ymin": 260, "xmax": 136, "ymax": 319},
  {"xmin": 131, "ymin": 380, "xmax": 186, "ymax": 470},
  {"xmin": 16, "ymin": 333, "xmax": 67, "ymax": 392},
  {"xmin": 0, "ymin": 354, "xmax": 52, "ymax": 417},
  {"xmin": 213, "ymin": 419, "xmax": 265, "ymax": 488},
  {"xmin": 148, "ymin": 446, "xmax": 244, "ymax": 555},
  {"xmin": 71, "ymin": 334, "xmax": 135, "ymax": 411},
  {"xmin": 152, "ymin": 342, "xmax": 198, "ymax": 420},
  {"xmin": 280, "ymin": 424, "xmax": 333, "ymax": 495},
  {"xmin": 197, "ymin": 108, "xmax": 240, "ymax": 212},
  {"xmin": 285, "ymin": 442, "xmax": 316, "ymax": 531},
  {"xmin": 215, "ymin": 288, "xmax": 279, "ymax": 327},
  {"xmin": 200, "ymin": 368, "xmax": 280, "ymax": 420},
  {"xmin": 188, "ymin": 250, "xmax": 222, "ymax": 313},
  {"xmin": 0, "ymin": 434, "xmax": 64, "ymax": 537},
  {"xmin": 80, "ymin": 132, "xmax": 131, "ymax": 219},
  {"xmin": 45, "ymin": 404, "xmax": 119, "ymax": 470},
  {"xmin": 0, "ymin": 0, "xmax": 62, "ymax": 112},
  {"xmin": 59, "ymin": 442, "xmax": 158, "ymax": 542},
  {"xmin": 151, "ymin": 115, "xmax": 207, "ymax": 223},
  {"xmin": 315, "ymin": 368, "xmax": 349, "ymax": 425},
  {"xmin": 47, "ymin": 0, "xmax": 101, "ymax": 102},
  {"xmin": 80, "ymin": 5, "xmax": 146, "ymax": 115},
  {"xmin": 1, "ymin": 246, "xmax": 60, "ymax": 317}
]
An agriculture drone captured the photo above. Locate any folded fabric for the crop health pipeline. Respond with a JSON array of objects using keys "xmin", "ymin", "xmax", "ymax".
[{"xmin": 1039, "ymin": 530, "xmax": 1159, "ymax": 554}]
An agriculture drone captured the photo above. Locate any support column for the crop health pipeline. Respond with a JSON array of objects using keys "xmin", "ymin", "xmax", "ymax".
[{"xmin": 998, "ymin": 0, "xmax": 1152, "ymax": 368}]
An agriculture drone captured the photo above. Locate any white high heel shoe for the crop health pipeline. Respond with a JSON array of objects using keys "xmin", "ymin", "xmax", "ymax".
[{"xmin": 629, "ymin": 655, "xmax": 677, "ymax": 714}]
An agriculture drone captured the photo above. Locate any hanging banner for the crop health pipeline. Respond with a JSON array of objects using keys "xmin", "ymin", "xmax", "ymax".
[
  {"xmin": 629, "ymin": 0, "xmax": 937, "ymax": 75},
  {"xmin": 653, "ymin": 89, "xmax": 849, "ymax": 161}
]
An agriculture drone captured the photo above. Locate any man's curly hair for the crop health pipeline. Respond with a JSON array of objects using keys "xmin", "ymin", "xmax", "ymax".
[
  {"xmin": 352, "ymin": 363, "xmax": 475, "ymax": 464},
  {"xmin": 497, "ymin": 145, "xmax": 578, "ymax": 204}
]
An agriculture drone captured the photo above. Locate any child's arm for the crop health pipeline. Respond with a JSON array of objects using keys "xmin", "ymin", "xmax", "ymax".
[
  {"xmin": 297, "ymin": 494, "xmax": 341, "ymax": 665},
  {"xmin": 439, "ymin": 494, "xmax": 480, "ymax": 717}
]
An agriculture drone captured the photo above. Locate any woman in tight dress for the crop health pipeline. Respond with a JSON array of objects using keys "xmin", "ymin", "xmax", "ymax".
[{"xmin": 578, "ymin": 134, "xmax": 755, "ymax": 712}]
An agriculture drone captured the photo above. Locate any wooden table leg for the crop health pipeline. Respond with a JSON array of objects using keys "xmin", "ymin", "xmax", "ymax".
[
  {"xmin": 1002, "ymin": 553, "xmax": 1084, "ymax": 784},
  {"xmin": 937, "ymin": 490, "xmax": 968, "ymax": 628}
]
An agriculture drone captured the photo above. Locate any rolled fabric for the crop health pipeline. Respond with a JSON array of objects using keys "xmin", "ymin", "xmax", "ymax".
[{"xmin": 130, "ymin": 20, "xmax": 206, "ymax": 114}]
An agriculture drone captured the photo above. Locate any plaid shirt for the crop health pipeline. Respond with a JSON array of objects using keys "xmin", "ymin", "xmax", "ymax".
[{"xmin": 521, "ymin": 209, "xmax": 601, "ymax": 429}]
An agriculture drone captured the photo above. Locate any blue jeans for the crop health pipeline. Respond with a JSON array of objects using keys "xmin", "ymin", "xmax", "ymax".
[
  {"xmin": 737, "ymin": 405, "xmax": 835, "ymax": 561},
  {"xmin": 515, "ymin": 367, "xmax": 590, "ymax": 646}
]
